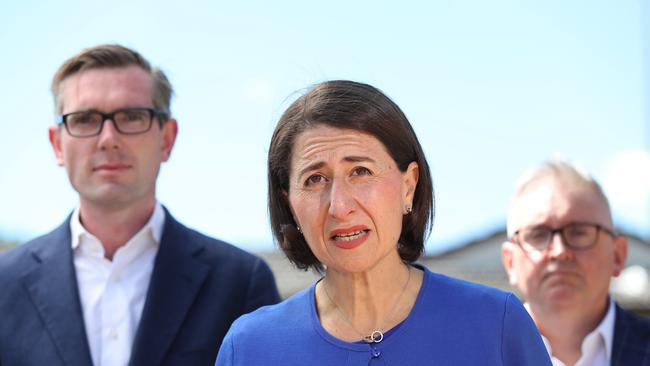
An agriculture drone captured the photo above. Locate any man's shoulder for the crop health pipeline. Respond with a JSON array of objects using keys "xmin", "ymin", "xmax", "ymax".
[
  {"xmin": 162, "ymin": 212, "xmax": 268, "ymax": 267},
  {"xmin": 0, "ymin": 220, "xmax": 69, "ymax": 275},
  {"xmin": 159, "ymin": 211, "xmax": 281, "ymax": 309},
  {"xmin": 229, "ymin": 286, "xmax": 312, "ymax": 335},
  {"xmin": 612, "ymin": 304, "xmax": 650, "ymax": 364},
  {"xmin": 615, "ymin": 305, "xmax": 650, "ymax": 336}
]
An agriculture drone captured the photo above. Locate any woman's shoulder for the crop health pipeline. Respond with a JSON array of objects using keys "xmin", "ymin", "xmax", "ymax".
[
  {"xmin": 409, "ymin": 266, "xmax": 538, "ymax": 344},
  {"xmin": 418, "ymin": 265, "xmax": 516, "ymax": 311},
  {"xmin": 228, "ymin": 284, "xmax": 315, "ymax": 336},
  {"xmin": 402, "ymin": 267, "xmax": 549, "ymax": 365},
  {"xmin": 217, "ymin": 284, "xmax": 336, "ymax": 365}
]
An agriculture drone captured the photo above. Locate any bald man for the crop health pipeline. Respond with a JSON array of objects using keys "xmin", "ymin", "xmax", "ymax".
[{"xmin": 501, "ymin": 159, "xmax": 650, "ymax": 366}]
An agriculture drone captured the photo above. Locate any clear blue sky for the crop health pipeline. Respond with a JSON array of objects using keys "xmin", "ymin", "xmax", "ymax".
[{"xmin": 1, "ymin": 0, "xmax": 648, "ymax": 253}]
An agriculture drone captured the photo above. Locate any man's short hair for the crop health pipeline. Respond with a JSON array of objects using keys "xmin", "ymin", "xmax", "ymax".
[
  {"xmin": 51, "ymin": 44, "xmax": 173, "ymax": 119},
  {"xmin": 506, "ymin": 158, "xmax": 612, "ymax": 237}
]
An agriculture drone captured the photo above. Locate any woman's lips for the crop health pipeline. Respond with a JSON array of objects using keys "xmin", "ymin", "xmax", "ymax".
[{"xmin": 329, "ymin": 226, "xmax": 370, "ymax": 250}]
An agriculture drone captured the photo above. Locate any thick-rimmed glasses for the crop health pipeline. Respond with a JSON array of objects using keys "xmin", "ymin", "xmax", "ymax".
[
  {"xmin": 56, "ymin": 108, "xmax": 166, "ymax": 137},
  {"xmin": 511, "ymin": 223, "xmax": 616, "ymax": 253}
]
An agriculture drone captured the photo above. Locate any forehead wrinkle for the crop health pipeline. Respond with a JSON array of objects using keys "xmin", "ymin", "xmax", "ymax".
[
  {"xmin": 293, "ymin": 134, "xmax": 365, "ymax": 168},
  {"xmin": 299, "ymin": 136, "xmax": 366, "ymax": 159}
]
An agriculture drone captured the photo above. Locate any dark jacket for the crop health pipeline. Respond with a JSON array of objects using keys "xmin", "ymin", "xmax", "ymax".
[
  {"xmin": 0, "ymin": 209, "xmax": 281, "ymax": 365},
  {"xmin": 611, "ymin": 303, "xmax": 650, "ymax": 365}
]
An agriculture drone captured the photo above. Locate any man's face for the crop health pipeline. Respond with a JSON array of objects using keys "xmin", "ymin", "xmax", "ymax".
[
  {"xmin": 49, "ymin": 66, "xmax": 177, "ymax": 210},
  {"xmin": 502, "ymin": 177, "xmax": 627, "ymax": 314}
]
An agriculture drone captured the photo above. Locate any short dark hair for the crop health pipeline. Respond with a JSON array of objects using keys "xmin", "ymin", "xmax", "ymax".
[
  {"xmin": 51, "ymin": 44, "xmax": 173, "ymax": 120},
  {"xmin": 268, "ymin": 80, "xmax": 434, "ymax": 271}
]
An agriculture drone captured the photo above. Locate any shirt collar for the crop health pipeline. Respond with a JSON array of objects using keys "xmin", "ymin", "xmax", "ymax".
[
  {"xmin": 597, "ymin": 297, "xmax": 616, "ymax": 361},
  {"xmin": 526, "ymin": 298, "xmax": 616, "ymax": 363},
  {"xmin": 70, "ymin": 202, "xmax": 165, "ymax": 250}
]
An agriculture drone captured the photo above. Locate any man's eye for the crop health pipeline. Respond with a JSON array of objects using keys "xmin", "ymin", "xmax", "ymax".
[
  {"xmin": 70, "ymin": 113, "xmax": 97, "ymax": 124},
  {"xmin": 526, "ymin": 229, "xmax": 548, "ymax": 242},
  {"xmin": 120, "ymin": 110, "xmax": 148, "ymax": 122},
  {"xmin": 567, "ymin": 226, "xmax": 590, "ymax": 238}
]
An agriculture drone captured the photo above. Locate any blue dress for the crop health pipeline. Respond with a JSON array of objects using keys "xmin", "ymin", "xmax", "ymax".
[{"xmin": 216, "ymin": 267, "xmax": 551, "ymax": 365}]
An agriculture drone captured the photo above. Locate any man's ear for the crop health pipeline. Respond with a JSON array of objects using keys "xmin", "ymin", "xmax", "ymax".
[
  {"xmin": 48, "ymin": 125, "xmax": 64, "ymax": 166},
  {"xmin": 161, "ymin": 119, "xmax": 178, "ymax": 162},
  {"xmin": 501, "ymin": 241, "xmax": 517, "ymax": 286},
  {"xmin": 612, "ymin": 235, "xmax": 628, "ymax": 277}
]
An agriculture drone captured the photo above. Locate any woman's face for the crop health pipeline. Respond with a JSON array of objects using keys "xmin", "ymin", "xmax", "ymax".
[{"xmin": 287, "ymin": 125, "xmax": 418, "ymax": 273}]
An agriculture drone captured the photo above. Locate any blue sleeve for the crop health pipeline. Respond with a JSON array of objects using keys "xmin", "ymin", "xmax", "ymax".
[
  {"xmin": 501, "ymin": 294, "xmax": 552, "ymax": 365},
  {"xmin": 215, "ymin": 329, "xmax": 234, "ymax": 366},
  {"xmin": 243, "ymin": 257, "xmax": 281, "ymax": 314}
]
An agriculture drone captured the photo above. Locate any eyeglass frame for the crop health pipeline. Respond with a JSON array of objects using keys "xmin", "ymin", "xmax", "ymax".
[
  {"xmin": 509, "ymin": 222, "xmax": 617, "ymax": 253},
  {"xmin": 55, "ymin": 107, "xmax": 168, "ymax": 138}
]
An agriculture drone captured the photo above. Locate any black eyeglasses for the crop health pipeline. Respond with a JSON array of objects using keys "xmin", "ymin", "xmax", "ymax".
[
  {"xmin": 56, "ymin": 108, "xmax": 167, "ymax": 137},
  {"xmin": 511, "ymin": 223, "xmax": 616, "ymax": 252}
]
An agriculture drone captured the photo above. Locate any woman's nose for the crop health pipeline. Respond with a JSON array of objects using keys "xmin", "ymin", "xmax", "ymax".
[{"xmin": 327, "ymin": 179, "xmax": 356, "ymax": 219}]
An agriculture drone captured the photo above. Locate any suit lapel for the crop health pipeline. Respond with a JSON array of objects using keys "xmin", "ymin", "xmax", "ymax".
[
  {"xmin": 21, "ymin": 219, "xmax": 93, "ymax": 365},
  {"xmin": 129, "ymin": 211, "xmax": 210, "ymax": 366},
  {"xmin": 611, "ymin": 304, "xmax": 650, "ymax": 366},
  {"xmin": 612, "ymin": 304, "xmax": 630, "ymax": 365}
]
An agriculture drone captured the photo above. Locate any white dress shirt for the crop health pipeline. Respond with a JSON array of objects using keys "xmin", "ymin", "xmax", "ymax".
[
  {"xmin": 532, "ymin": 299, "xmax": 615, "ymax": 366},
  {"xmin": 71, "ymin": 203, "xmax": 164, "ymax": 366}
]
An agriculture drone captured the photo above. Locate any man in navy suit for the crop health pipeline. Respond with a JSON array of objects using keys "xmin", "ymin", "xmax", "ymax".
[
  {"xmin": 0, "ymin": 44, "xmax": 281, "ymax": 365},
  {"xmin": 502, "ymin": 159, "xmax": 650, "ymax": 365}
]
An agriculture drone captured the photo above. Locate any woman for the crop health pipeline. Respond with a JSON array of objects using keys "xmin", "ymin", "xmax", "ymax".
[{"xmin": 216, "ymin": 80, "xmax": 551, "ymax": 365}]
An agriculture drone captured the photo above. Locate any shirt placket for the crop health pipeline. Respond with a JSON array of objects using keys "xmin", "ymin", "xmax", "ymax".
[{"xmin": 99, "ymin": 259, "xmax": 131, "ymax": 366}]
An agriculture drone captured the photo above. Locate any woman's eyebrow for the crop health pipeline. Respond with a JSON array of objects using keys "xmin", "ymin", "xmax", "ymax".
[
  {"xmin": 296, "ymin": 156, "xmax": 376, "ymax": 179},
  {"xmin": 343, "ymin": 156, "xmax": 375, "ymax": 163},
  {"xmin": 297, "ymin": 161, "xmax": 325, "ymax": 178}
]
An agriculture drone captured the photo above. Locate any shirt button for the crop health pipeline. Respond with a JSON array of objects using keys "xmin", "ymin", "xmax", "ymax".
[
  {"xmin": 113, "ymin": 274, "xmax": 121, "ymax": 282},
  {"xmin": 110, "ymin": 330, "xmax": 119, "ymax": 340}
]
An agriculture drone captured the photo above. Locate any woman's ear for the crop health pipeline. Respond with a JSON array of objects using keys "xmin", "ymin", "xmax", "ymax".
[
  {"xmin": 282, "ymin": 190, "xmax": 299, "ymax": 226},
  {"xmin": 402, "ymin": 162, "xmax": 419, "ymax": 206}
]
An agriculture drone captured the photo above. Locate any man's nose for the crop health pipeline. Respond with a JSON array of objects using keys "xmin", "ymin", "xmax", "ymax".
[
  {"xmin": 97, "ymin": 118, "xmax": 122, "ymax": 149},
  {"xmin": 547, "ymin": 232, "xmax": 573, "ymax": 260}
]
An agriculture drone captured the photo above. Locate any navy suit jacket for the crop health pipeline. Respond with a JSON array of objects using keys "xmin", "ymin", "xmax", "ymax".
[
  {"xmin": 611, "ymin": 304, "xmax": 650, "ymax": 365},
  {"xmin": 0, "ymin": 209, "xmax": 281, "ymax": 365}
]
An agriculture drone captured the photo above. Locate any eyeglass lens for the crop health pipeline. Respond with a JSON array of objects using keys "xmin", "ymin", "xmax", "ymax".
[
  {"xmin": 64, "ymin": 109, "xmax": 153, "ymax": 136},
  {"xmin": 520, "ymin": 224, "xmax": 599, "ymax": 251}
]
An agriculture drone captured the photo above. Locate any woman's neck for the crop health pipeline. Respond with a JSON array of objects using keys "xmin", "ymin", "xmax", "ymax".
[{"xmin": 316, "ymin": 258, "xmax": 423, "ymax": 342}]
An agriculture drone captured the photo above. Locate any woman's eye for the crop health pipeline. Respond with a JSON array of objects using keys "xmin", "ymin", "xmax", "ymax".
[
  {"xmin": 352, "ymin": 166, "xmax": 372, "ymax": 176},
  {"xmin": 305, "ymin": 174, "xmax": 326, "ymax": 186}
]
